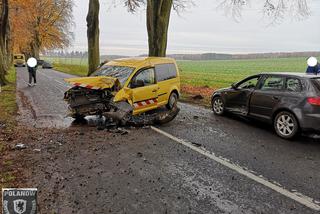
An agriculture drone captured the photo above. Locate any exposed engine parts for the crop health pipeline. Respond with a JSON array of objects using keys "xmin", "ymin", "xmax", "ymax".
[{"xmin": 64, "ymin": 86, "xmax": 179, "ymax": 126}]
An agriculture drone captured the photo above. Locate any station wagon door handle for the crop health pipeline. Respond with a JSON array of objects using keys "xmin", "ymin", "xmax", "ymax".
[{"xmin": 273, "ymin": 96, "xmax": 280, "ymax": 100}]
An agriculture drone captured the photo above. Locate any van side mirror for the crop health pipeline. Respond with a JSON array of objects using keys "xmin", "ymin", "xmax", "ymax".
[{"xmin": 231, "ymin": 83, "xmax": 237, "ymax": 89}]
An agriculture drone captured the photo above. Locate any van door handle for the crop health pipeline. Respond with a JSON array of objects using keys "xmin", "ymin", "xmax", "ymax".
[{"xmin": 152, "ymin": 89, "xmax": 158, "ymax": 92}]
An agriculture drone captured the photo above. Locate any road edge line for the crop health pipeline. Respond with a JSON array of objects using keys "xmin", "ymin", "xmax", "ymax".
[{"xmin": 151, "ymin": 126, "xmax": 320, "ymax": 211}]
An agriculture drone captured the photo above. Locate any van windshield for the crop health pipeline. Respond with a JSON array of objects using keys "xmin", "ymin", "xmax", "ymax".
[
  {"xmin": 91, "ymin": 65, "xmax": 135, "ymax": 86},
  {"xmin": 14, "ymin": 55, "xmax": 23, "ymax": 59}
]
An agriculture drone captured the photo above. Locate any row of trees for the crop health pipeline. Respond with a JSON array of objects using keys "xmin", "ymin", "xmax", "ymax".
[{"xmin": 0, "ymin": 0, "xmax": 73, "ymax": 85}]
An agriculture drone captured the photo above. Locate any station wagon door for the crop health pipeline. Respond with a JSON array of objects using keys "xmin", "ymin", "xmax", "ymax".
[
  {"xmin": 250, "ymin": 75, "xmax": 285, "ymax": 120},
  {"xmin": 130, "ymin": 68, "xmax": 159, "ymax": 114},
  {"xmin": 225, "ymin": 75, "xmax": 260, "ymax": 115}
]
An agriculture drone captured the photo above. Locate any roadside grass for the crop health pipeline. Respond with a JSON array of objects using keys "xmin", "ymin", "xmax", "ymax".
[
  {"xmin": 44, "ymin": 57, "xmax": 312, "ymax": 106},
  {"xmin": 43, "ymin": 56, "xmax": 88, "ymax": 66},
  {"xmin": 0, "ymin": 67, "xmax": 17, "ymax": 191},
  {"xmin": 0, "ymin": 68, "xmax": 17, "ymax": 130},
  {"xmin": 53, "ymin": 63, "xmax": 88, "ymax": 77}
]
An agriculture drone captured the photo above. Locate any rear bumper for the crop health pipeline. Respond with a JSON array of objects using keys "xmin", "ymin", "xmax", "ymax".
[
  {"xmin": 299, "ymin": 113, "xmax": 320, "ymax": 133},
  {"xmin": 14, "ymin": 62, "xmax": 25, "ymax": 66}
]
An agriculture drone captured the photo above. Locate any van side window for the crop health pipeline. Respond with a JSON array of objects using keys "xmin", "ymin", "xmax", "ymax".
[
  {"xmin": 131, "ymin": 68, "xmax": 155, "ymax": 88},
  {"xmin": 155, "ymin": 63, "xmax": 177, "ymax": 82},
  {"xmin": 286, "ymin": 78, "xmax": 302, "ymax": 92}
]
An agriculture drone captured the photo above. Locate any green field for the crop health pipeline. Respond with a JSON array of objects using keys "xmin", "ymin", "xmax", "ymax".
[
  {"xmin": 178, "ymin": 57, "xmax": 309, "ymax": 89},
  {"xmin": 44, "ymin": 57, "xmax": 310, "ymax": 90}
]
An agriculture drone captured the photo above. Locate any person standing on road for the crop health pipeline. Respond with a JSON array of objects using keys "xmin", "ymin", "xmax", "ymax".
[
  {"xmin": 306, "ymin": 57, "xmax": 320, "ymax": 75},
  {"xmin": 27, "ymin": 57, "xmax": 38, "ymax": 86}
]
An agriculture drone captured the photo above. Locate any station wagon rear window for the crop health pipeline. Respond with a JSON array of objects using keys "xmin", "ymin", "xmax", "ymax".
[
  {"xmin": 286, "ymin": 78, "xmax": 302, "ymax": 92},
  {"xmin": 155, "ymin": 63, "xmax": 177, "ymax": 82},
  {"xmin": 312, "ymin": 78, "xmax": 320, "ymax": 90}
]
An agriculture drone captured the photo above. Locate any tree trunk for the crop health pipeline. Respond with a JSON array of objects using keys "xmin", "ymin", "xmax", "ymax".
[
  {"xmin": 0, "ymin": 0, "xmax": 9, "ymax": 86},
  {"xmin": 30, "ymin": 38, "xmax": 40, "ymax": 59},
  {"xmin": 30, "ymin": 15, "xmax": 41, "ymax": 59},
  {"xmin": 146, "ymin": 0, "xmax": 173, "ymax": 57},
  {"xmin": 87, "ymin": 0, "xmax": 100, "ymax": 76}
]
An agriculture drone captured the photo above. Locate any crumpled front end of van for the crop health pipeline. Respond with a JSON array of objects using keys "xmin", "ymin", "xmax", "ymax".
[
  {"xmin": 64, "ymin": 76, "xmax": 132, "ymax": 119},
  {"xmin": 64, "ymin": 75, "xmax": 180, "ymax": 126}
]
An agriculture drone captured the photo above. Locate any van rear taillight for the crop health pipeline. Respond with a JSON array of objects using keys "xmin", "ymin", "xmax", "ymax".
[{"xmin": 307, "ymin": 97, "xmax": 320, "ymax": 106}]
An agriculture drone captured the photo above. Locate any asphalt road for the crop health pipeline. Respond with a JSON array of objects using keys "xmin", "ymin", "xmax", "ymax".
[{"xmin": 16, "ymin": 67, "xmax": 320, "ymax": 214}]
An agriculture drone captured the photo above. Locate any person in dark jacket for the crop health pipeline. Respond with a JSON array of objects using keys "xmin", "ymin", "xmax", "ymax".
[
  {"xmin": 306, "ymin": 57, "xmax": 319, "ymax": 75},
  {"xmin": 27, "ymin": 57, "xmax": 38, "ymax": 86}
]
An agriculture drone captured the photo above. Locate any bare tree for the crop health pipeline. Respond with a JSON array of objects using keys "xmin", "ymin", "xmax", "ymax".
[
  {"xmin": 124, "ymin": 0, "xmax": 193, "ymax": 57},
  {"xmin": 218, "ymin": 0, "xmax": 310, "ymax": 24},
  {"xmin": 87, "ymin": 0, "xmax": 100, "ymax": 75}
]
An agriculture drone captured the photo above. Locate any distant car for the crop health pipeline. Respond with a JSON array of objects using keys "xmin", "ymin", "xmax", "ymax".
[
  {"xmin": 37, "ymin": 59, "xmax": 44, "ymax": 66},
  {"xmin": 13, "ymin": 54, "xmax": 26, "ymax": 67},
  {"xmin": 211, "ymin": 73, "xmax": 320, "ymax": 139},
  {"xmin": 42, "ymin": 61, "xmax": 53, "ymax": 69}
]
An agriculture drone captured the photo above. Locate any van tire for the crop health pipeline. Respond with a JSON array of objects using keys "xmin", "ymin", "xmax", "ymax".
[{"xmin": 166, "ymin": 92, "xmax": 178, "ymax": 110}]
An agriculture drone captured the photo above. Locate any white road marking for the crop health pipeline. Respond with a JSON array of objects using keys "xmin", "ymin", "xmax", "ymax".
[{"xmin": 151, "ymin": 126, "xmax": 320, "ymax": 211}]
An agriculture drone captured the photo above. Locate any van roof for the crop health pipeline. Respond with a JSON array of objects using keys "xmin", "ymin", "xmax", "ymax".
[{"xmin": 106, "ymin": 57, "xmax": 176, "ymax": 68}]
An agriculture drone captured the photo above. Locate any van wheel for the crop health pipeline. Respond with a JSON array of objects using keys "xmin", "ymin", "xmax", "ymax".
[
  {"xmin": 166, "ymin": 92, "xmax": 178, "ymax": 110},
  {"xmin": 212, "ymin": 96, "xmax": 225, "ymax": 115},
  {"xmin": 274, "ymin": 111, "xmax": 299, "ymax": 139}
]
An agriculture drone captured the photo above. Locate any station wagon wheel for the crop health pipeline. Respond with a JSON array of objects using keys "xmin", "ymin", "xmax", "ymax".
[
  {"xmin": 167, "ymin": 92, "xmax": 178, "ymax": 110},
  {"xmin": 212, "ymin": 97, "xmax": 225, "ymax": 115},
  {"xmin": 274, "ymin": 111, "xmax": 299, "ymax": 139}
]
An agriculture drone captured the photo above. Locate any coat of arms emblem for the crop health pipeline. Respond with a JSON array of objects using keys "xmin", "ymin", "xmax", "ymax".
[{"xmin": 13, "ymin": 199, "xmax": 27, "ymax": 214}]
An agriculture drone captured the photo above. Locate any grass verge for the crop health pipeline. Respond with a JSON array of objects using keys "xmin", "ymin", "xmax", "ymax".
[
  {"xmin": 0, "ymin": 67, "xmax": 17, "ymax": 191},
  {"xmin": 0, "ymin": 68, "xmax": 17, "ymax": 130},
  {"xmin": 53, "ymin": 63, "xmax": 88, "ymax": 77}
]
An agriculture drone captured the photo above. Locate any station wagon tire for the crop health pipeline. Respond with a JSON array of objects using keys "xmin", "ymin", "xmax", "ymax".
[
  {"xmin": 212, "ymin": 96, "xmax": 225, "ymax": 115},
  {"xmin": 274, "ymin": 111, "xmax": 299, "ymax": 139},
  {"xmin": 166, "ymin": 92, "xmax": 178, "ymax": 110}
]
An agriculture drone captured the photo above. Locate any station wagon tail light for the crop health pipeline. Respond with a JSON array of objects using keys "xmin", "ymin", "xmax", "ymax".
[{"xmin": 307, "ymin": 97, "xmax": 320, "ymax": 106}]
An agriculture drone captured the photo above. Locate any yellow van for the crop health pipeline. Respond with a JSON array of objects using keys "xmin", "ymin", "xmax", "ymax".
[
  {"xmin": 64, "ymin": 57, "xmax": 180, "ymax": 120},
  {"xmin": 13, "ymin": 54, "xmax": 26, "ymax": 67}
]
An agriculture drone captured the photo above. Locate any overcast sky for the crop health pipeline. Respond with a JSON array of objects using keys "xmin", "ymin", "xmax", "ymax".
[{"xmin": 70, "ymin": 0, "xmax": 320, "ymax": 56}]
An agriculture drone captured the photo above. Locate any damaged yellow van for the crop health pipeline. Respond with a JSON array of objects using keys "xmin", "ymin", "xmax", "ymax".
[{"xmin": 64, "ymin": 57, "xmax": 180, "ymax": 123}]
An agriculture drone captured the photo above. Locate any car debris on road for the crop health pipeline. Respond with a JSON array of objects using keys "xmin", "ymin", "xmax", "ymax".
[{"xmin": 14, "ymin": 143, "xmax": 27, "ymax": 150}]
